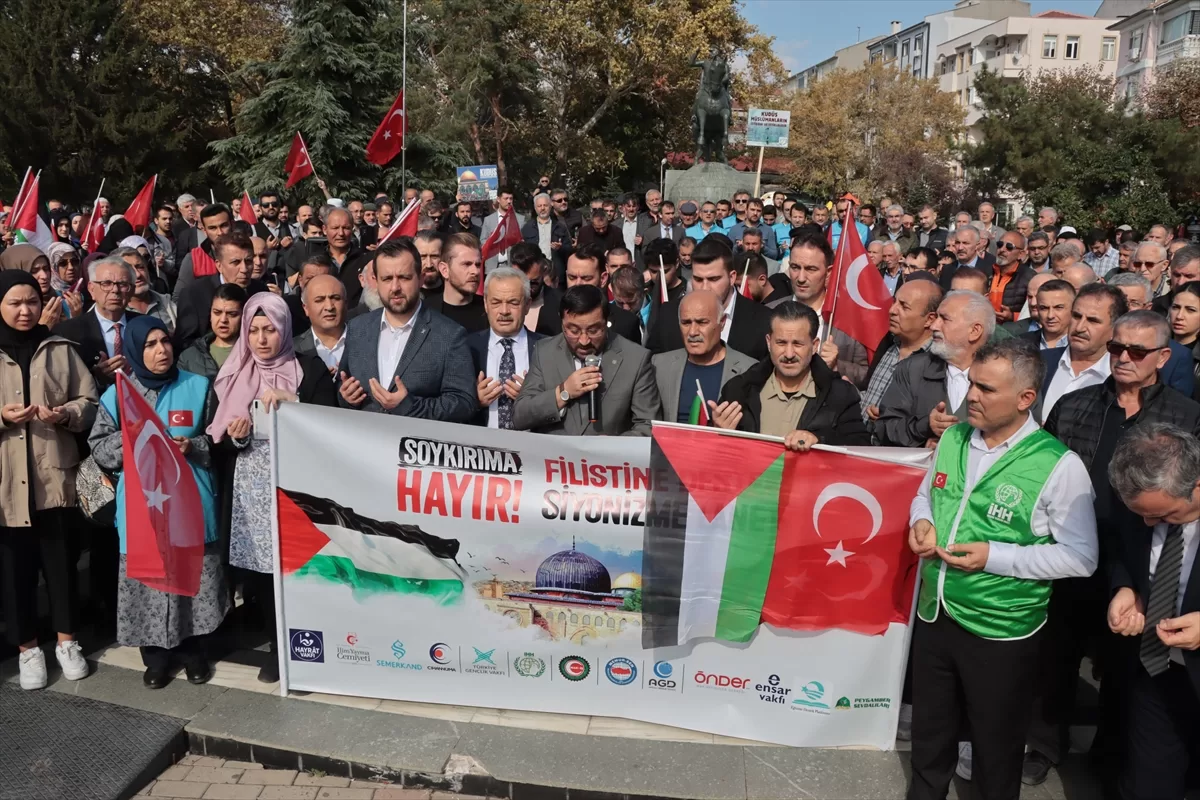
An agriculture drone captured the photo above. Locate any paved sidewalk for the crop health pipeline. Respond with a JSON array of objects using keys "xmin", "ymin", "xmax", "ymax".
[{"xmin": 138, "ymin": 755, "xmax": 488, "ymax": 799}]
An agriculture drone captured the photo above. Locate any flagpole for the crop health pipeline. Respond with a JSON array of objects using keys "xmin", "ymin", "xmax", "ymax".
[
  {"xmin": 401, "ymin": 0, "xmax": 408, "ymax": 200},
  {"xmin": 658, "ymin": 255, "xmax": 668, "ymax": 303},
  {"xmin": 9, "ymin": 166, "xmax": 31, "ymax": 213},
  {"xmin": 78, "ymin": 177, "xmax": 104, "ymax": 252},
  {"xmin": 823, "ymin": 201, "xmax": 854, "ymax": 346}
]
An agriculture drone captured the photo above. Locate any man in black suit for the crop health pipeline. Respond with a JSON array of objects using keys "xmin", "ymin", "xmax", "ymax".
[
  {"xmin": 252, "ymin": 191, "xmax": 294, "ymax": 253},
  {"xmin": 467, "ymin": 266, "xmax": 545, "ymax": 427},
  {"xmin": 293, "ymin": 273, "xmax": 346, "ymax": 374},
  {"xmin": 939, "ymin": 224, "xmax": 996, "ymax": 291},
  {"xmin": 1107, "ymin": 424, "xmax": 1200, "ymax": 800},
  {"xmin": 172, "ymin": 203, "xmax": 233, "ymax": 300},
  {"xmin": 536, "ymin": 243, "xmax": 642, "ymax": 344},
  {"xmin": 521, "ymin": 193, "xmax": 572, "ymax": 284},
  {"xmin": 647, "ymin": 237, "xmax": 770, "ymax": 361},
  {"xmin": 176, "ymin": 231, "xmax": 268, "ymax": 347},
  {"xmin": 54, "ymin": 255, "xmax": 143, "ymax": 389}
]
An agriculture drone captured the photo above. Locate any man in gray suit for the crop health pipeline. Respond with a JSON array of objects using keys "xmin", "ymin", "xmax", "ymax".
[
  {"xmin": 336, "ymin": 239, "xmax": 477, "ymax": 421},
  {"xmin": 479, "ymin": 187, "xmax": 526, "ymax": 274},
  {"xmin": 643, "ymin": 201, "xmax": 685, "ymax": 247},
  {"xmin": 514, "ymin": 284, "xmax": 661, "ymax": 435},
  {"xmin": 653, "ymin": 290, "xmax": 756, "ymax": 422}
]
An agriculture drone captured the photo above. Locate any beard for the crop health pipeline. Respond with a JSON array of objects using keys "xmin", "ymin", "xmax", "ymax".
[{"xmin": 363, "ymin": 287, "xmax": 382, "ymax": 310}]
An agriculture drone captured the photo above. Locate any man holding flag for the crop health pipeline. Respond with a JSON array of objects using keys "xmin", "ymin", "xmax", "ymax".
[{"xmin": 651, "ymin": 290, "xmax": 755, "ymax": 424}]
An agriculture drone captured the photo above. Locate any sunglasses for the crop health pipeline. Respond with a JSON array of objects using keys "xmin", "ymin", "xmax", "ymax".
[
  {"xmin": 998, "ymin": 242, "xmax": 1021, "ymax": 251},
  {"xmin": 1106, "ymin": 341, "xmax": 1167, "ymax": 360},
  {"xmin": 261, "ymin": 201, "xmax": 279, "ymax": 208},
  {"xmin": 734, "ymin": 199, "xmax": 748, "ymax": 205},
  {"xmin": 1131, "ymin": 260, "xmax": 1163, "ymax": 269}
]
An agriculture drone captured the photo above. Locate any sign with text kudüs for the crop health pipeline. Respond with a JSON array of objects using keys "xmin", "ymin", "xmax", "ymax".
[{"xmin": 273, "ymin": 406, "xmax": 928, "ymax": 748}]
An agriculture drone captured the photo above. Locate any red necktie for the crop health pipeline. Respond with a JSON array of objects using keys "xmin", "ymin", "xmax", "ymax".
[{"xmin": 112, "ymin": 322, "xmax": 123, "ymax": 359}]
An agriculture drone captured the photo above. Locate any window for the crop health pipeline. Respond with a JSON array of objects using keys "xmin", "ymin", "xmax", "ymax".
[
  {"xmin": 1161, "ymin": 12, "xmax": 1191, "ymax": 44},
  {"xmin": 582, "ymin": 614, "xmax": 591, "ymax": 625},
  {"xmin": 957, "ymin": 52, "xmax": 965, "ymax": 73},
  {"xmin": 1102, "ymin": 37, "xmax": 1116, "ymax": 61},
  {"xmin": 901, "ymin": 41, "xmax": 910, "ymax": 67},
  {"xmin": 570, "ymin": 613, "xmax": 578, "ymax": 623},
  {"xmin": 969, "ymin": 47, "xmax": 976, "ymax": 66},
  {"xmin": 913, "ymin": 56, "xmax": 922, "ymax": 77},
  {"xmin": 1129, "ymin": 27, "xmax": 1144, "ymax": 57},
  {"xmin": 914, "ymin": 34, "xmax": 924, "ymax": 54},
  {"xmin": 1042, "ymin": 35, "xmax": 1057, "ymax": 58},
  {"xmin": 1065, "ymin": 36, "xmax": 1080, "ymax": 60},
  {"xmin": 969, "ymin": 86, "xmax": 978, "ymax": 105}
]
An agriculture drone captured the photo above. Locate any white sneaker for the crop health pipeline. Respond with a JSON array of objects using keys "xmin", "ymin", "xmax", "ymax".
[
  {"xmin": 896, "ymin": 702, "xmax": 912, "ymax": 741},
  {"xmin": 55, "ymin": 640, "xmax": 89, "ymax": 681},
  {"xmin": 18, "ymin": 648, "xmax": 47, "ymax": 690},
  {"xmin": 956, "ymin": 741, "xmax": 973, "ymax": 781}
]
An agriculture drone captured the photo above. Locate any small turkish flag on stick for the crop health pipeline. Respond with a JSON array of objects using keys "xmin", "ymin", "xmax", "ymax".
[{"xmin": 284, "ymin": 132, "xmax": 315, "ymax": 189}]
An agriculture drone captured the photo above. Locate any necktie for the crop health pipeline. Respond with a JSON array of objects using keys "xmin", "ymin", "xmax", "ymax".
[
  {"xmin": 112, "ymin": 322, "xmax": 123, "ymax": 360},
  {"xmin": 1141, "ymin": 523, "xmax": 1185, "ymax": 676},
  {"xmin": 497, "ymin": 338, "xmax": 516, "ymax": 430}
]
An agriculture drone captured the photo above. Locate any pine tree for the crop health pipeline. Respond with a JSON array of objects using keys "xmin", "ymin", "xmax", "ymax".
[{"xmin": 208, "ymin": 0, "xmax": 401, "ymax": 203}]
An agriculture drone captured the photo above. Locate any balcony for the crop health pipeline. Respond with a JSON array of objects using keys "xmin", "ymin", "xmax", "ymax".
[{"xmin": 1157, "ymin": 34, "xmax": 1200, "ymax": 65}]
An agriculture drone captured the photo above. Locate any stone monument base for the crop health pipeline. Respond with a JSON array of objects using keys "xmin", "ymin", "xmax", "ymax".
[{"xmin": 664, "ymin": 162, "xmax": 757, "ymax": 205}]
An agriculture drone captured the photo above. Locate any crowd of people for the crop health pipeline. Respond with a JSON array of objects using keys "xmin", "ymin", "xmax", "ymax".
[{"xmin": 1, "ymin": 180, "xmax": 1199, "ymax": 800}]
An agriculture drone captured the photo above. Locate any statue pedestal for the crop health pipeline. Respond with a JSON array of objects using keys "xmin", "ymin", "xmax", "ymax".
[{"xmin": 664, "ymin": 163, "xmax": 757, "ymax": 205}]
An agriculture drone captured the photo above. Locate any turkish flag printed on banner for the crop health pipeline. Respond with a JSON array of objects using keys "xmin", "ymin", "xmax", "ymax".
[
  {"xmin": 284, "ymin": 132, "xmax": 314, "ymax": 189},
  {"xmin": 123, "ymin": 175, "xmax": 157, "ymax": 231},
  {"xmin": 365, "ymin": 91, "xmax": 406, "ymax": 166},
  {"xmin": 761, "ymin": 449, "xmax": 925, "ymax": 635},
  {"xmin": 824, "ymin": 206, "xmax": 892, "ymax": 359},
  {"xmin": 238, "ymin": 190, "xmax": 258, "ymax": 226},
  {"xmin": 116, "ymin": 372, "xmax": 206, "ymax": 596},
  {"xmin": 375, "ymin": 198, "xmax": 421, "ymax": 246}
]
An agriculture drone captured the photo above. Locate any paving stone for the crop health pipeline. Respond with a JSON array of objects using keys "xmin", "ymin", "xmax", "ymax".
[
  {"xmin": 225, "ymin": 760, "xmax": 266, "ymax": 770},
  {"xmin": 349, "ymin": 780, "xmax": 393, "ymax": 789},
  {"xmin": 151, "ymin": 780, "xmax": 211, "ymax": 798},
  {"xmin": 431, "ymin": 794, "xmax": 486, "ymax": 800},
  {"xmin": 47, "ymin": 663, "xmax": 227, "ymax": 720},
  {"xmin": 188, "ymin": 766, "xmax": 249, "ymax": 784},
  {"xmin": 194, "ymin": 757, "xmax": 230, "ymax": 768},
  {"xmin": 293, "ymin": 774, "xmax": 351, "ymax": 786},
  {"xmin": 159, "ymin": 765, "xmax": 194, "ymax": 782},
  {"xmin": 315, "ymin": 790, "xmax": 375, "ymax": 799},
  {"xmin": 202, "ymin": 786, "xmax": 264, "ymax": 799},
  {"xmin": 137, "ymin": 782, "xmax": 156, "ymax": 796},
  {"xmin": 240, "ymin": 770, "xmax": 300, "ymax": 785},
  {"xmin": 371, "ymin": 790, "xmax": 430, "ymax": 799},
  {"xmin": 180, "ymin": 755, "xmax": 204, "ymax": 766},
  {"xmin": 742, "ymin": 747, "xmax": 908, "ymax": 800},
  {"xmin": 258, "ymin": 788, "xmax": 319, "ymax": 800}
]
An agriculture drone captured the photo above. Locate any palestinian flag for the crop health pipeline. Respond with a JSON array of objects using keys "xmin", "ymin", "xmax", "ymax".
[
  {"xmin": 11, "ymin": 175, "xmax": 54, "ymax": 252},
  {"xmin": 278, "ymin": 488, "xmax": 465, "ymax": 604},
  {"xmin": 642, "ymin": 423, "xmax": 925, "ymax": 649},
  {"xmin": 686, "ymin": 379, "xmax": 710, "ymax": 426}
]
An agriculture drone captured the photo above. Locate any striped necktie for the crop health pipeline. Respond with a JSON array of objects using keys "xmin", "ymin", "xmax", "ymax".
[{"xmin": 1141, "ymin": 523, "xmax": 1185, "ymax": 677}]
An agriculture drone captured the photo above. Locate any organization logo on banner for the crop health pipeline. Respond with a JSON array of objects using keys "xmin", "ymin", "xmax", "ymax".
[
  {"xmin": 335, "ymin": 635, "xmax": 371, "ymax": 664},
  {"xmin": 647, "ymin": 661, "xmax": 679, "ymax": 691},
  {"xmin": 464, "ymin": 647, "xmax": 506, "ymax": 676},
  {"xmin": 559, "ymin": 656, "xmax": 591, "ymax": 682},
  {"xmin": 754, "ymin": 674, "xmax": 792, "ymax": 705},
  {"xmin": 605, "ymin": 658, "xmax": 637, "ymax": 686},
  {"xmin": 289, "ymin": 629, "xmax": 324, "ymax": 663},
  {"xmin": 346, "ymin": 633, "xmax": 358, "ymax": 645},
  {"xmin": 427, "ymin": 643, "xmax": 457, "ymax": 672},
  {"xmin": 792, "ymin": 680, "xmax": 832, "ymax": 715},
  {"xmin": 835, "ymin": 695, "xmax": 892, "ymax": 711},
  {"xmin": 376, "ymin": 640, "xmax": 422, "ymax": 671},
  {"xmin": 513, "ymin": 652, "xmax": 546, "ymax": 678},
  {"xmin": 693, "ymin": 670, "xmax": 749, "ymax": 692}
]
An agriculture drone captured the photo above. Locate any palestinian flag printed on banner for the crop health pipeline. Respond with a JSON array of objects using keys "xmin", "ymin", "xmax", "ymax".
[
  {"xmin": 642, "ymin": 424, "xmax": 926, "ymax": 649},
  {"xmin": 277, "ymin": 488, "xmax": 466, "ymax": 604}
]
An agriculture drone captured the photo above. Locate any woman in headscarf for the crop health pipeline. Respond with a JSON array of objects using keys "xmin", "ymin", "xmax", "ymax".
[
  {"xmin": 54, "ymin": 215, "xmax": 72, "ymax": 244},
  {"xmin": 88, "ymin": 316, "xmax": 228, "ymax": 689},
  {"xmin": 0, "ymin": 271, "xmax": 98, "ymax": 690},
  {"xmin": 0, "ymin": 243, "xmax": 73, "ymax": 328},
  {"xmin": 45, "ymin": 242, "xmax": 85, "ymax": 321},
  {"xmin": 209, "ymin": 292, "xmax": 336, "ymax": 682},
  {"xmin": 96, "ymin": 217, "xmax": 134, "ymax": 256}
]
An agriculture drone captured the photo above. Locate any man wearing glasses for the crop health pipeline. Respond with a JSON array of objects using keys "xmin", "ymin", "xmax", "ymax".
[
  {"xmin": 1131, "ymin": 242, "xmax": 1171, "ymax": 298},
  {"xmin": 684, "ymin": 201, "xmax": 722, "ymax": 243},
  {"xmin": 989, "ymin": 232, "xmax": 1037, "ymax": 325},
  {"xmin": 54, "ymin": 255, "xmax": 140, "ymax": 389},
  {"xmin": 550, "ymin": 189, "xmax": 582, "ymax": 239},
  {"xmin": 254, "ymin": 192, "xmax": 293, "ymax": 252},
  {"xmin": 722, "ymin": 191, "xmax": 751, "ymax": 231}
]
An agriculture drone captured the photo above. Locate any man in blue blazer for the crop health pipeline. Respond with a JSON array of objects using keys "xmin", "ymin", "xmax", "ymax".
[
  {"xmin": 467, "ymin": 266, "xmax": 545, "ymax": 427},
  {"xmin": 337, "ymin": 239, "xmax": 477, "ymax": 421}
]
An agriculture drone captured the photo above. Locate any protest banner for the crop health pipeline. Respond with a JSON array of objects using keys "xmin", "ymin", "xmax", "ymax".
[
  {"xmin": 746, "ymin": 108, "xmax": 792, "ymax": 195},
  {"xmin": 273, "ymin": 406, "xmax": 929, "ymax": 749},
  {"xmin": 456, "ymin": 165, "xmax": 499, "ymax": 201}
]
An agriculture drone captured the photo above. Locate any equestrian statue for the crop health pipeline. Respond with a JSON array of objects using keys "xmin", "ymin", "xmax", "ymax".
[{"xmin": 690, "ymin": 48, "xmax": 732, "ymax": 164}]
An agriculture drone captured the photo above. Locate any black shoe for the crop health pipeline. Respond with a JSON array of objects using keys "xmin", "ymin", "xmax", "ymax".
[
  {"xmin": 1022, "ymin": 750, "xmax": 1053, "ymax": 786},
  {"xmin": 184, "ymin": 661, "xmax": 213, "ymax": 685},
  {"xmin": 143, "ymin": 667, "xmax": 170, "ymax": 689},
  {"xmin": 257, "ymin": 661, "xmax": 279, "ymax": 684}
]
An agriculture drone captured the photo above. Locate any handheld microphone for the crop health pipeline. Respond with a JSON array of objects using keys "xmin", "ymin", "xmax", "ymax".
[{"xmin": 584, "ymin": 354, "xmax": 602, "ymax": 423}]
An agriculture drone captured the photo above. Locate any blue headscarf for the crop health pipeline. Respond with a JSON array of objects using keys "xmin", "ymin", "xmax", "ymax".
[{"xmin": 124, "ymin": 315, "xmax": 177, "ymax": 390}]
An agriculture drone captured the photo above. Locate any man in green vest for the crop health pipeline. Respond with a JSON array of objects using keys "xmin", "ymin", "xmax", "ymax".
[{"xmin": 906, "ymin": 337, "xmax": 1098, "ymax": 800}]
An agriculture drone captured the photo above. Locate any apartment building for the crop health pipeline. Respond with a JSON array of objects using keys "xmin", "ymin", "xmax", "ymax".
[
  {"xmin": 785, "ymin": 36, "xmax": 885, "ymax": 92},
  {"xmin": 1108, "ymin": 0, "xmax": 1200, "ymax": 103},
  {"xmin": 867, "ymin": 0, "xmax": 1032, "ymax": 78}
]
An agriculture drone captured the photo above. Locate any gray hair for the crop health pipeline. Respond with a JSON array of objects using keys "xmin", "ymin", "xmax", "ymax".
[
  {"xmin": 87, "ymin": 255, "xmax": 136, "ymax": 283},
  {"xmin": 483, "ymin": 266, "xmax": 531, "ymax": 303},
  {"xmin": 300, "ymin": 275, "xmax": 346, "ymax": 305},
  {"xmin": 109, "ymin": 246, "xmax": 146, "ymax": 270},
  {"xmin": 978, "ymin": 202, "xmax": 995, "ymax": 212},
  {"xmin": 176, "ymin": 193, "xmax": 196, "ymax": 207},
  {"xmin": 1109, "ymin": 422, "xmax": 1200, "ymax": 502},
  {"xmin": 1039, "ymin": 207, "xmax": 1058, "ymax": 222},
  {"xmin": 318, "ymin": 203, "xmax": 336, "ymax": 223},
  {"xmin": 1015, "ymin": 215, "xmax": 1034, "ymax": 227},
  {"xmin": 943, "ymin": 289, "xmax": 997, "ymax": 339},
  {"xmin": 533, "ymin": 193, "xmax": 550, "ymax": 205},
  {"xmin": 677, "ymin": 289, "xmax": 725, "ymax": 324},
  {"xmin": 1107, "ymin": 271, "xmax": 1153, "ymax": 297},
  {"xmin": 1114, "ymin": 309, "xmax": 1170, "ymax": 348},
  {"xmin": 1170, "ymin": 245, "xmax": 1200, "ymax": 272},
  {"xmin": 974, "ymin": 337, "xmax": 1046, "ymax": 393},
  {"xmin": 886, "ymin": 204, "xmax": 905, "ymax": 216},
  {"xmin": 96, "ymin": 196, "xmax": 109, "ymax": 205},
  {"xmin": 1135, "ymin": 241, "xmax": 1168, "ymax": 263},
  {"xmin": 1050, "ymin": 242, "xmax": 1080, "ymax": 264},
  {"xmin": 954, "ymin": 225, "xmax": 980, "ymax": 243}
]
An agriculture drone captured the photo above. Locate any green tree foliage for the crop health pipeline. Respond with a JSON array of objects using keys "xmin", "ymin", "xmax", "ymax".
[
  {"xmin": 623, "ymin": 588, "xmax": 642, "ymax": 613},
  {"xmin": 965, "ymin": 65, "xmax": 1200, "ymax": 229},
  {"xmin": 0, "ymin": 0, "xmax": 224, "ymax": 204}
]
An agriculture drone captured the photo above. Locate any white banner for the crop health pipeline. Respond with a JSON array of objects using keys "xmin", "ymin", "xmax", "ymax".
[
  {"xmin": 746, "ymin": 108, "xmax": 791, "ymax": 148},
  {"xmin": 273, "ymin": 405, "xmax": 919, "ymax": 749}
]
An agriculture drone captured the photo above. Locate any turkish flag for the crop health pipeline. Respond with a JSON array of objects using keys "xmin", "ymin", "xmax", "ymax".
[
  {"xmin": 480, "ymin": 207, "xmax": 523, "ymax": 294},
  {"xmin": 115, "ymin": 372, "xmax": 206, "ymax": 596},
  {"xmin": 761, "ymin": 449, "xmax": 925, "ymax": 635},
  {"xmin": 365, "ymin": 91, "xmax": 406, "ymax": 166},
  {"xmin": 80, "ymin": 210, "xmax": 106, "ymax": 253},
  {"xmin": 825, "ymin": 205, "xmax": 891, "ymax": 359},
  {"xmin": 284, "ymin": 132, "xmax": 314, "ymax": 189},
  {"xmin": 191, "ymin": 246, "xmax": 218, "ymax": 278},
  {"xmin": 375, "ymin": 197, "xmax": 421, "ymax": 246},
  {"xmin": 123, "ymin": 175, "xmax": 157, "ymax": 231},
  {"xmin": 238, "ymin": 190, "xmax": 258, "ymax": 226}
]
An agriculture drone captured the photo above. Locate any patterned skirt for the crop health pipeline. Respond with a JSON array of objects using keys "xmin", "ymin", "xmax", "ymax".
[
  {"xmin": 117, "ymin": 544, "xmax": 230, "ymax": 650},
  {"xmin": 229, "ymin": 442, "xmax": 274, "ymax": 574}
]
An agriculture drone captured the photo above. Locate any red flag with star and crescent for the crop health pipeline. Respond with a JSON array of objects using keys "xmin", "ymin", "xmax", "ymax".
[
  {"xmin": 284, "ymin": 132, "xmax": 314, "ymax": 189},
  {"xmin": 825, "ymin": 204, "xmax": 891, "ymax": 359},
  {"xmin": 365, "ymin": 91, "xmax": 406, "ymax": 166},
  {"xmin": 116, "ymin": 372, "xmax": 206, "ymax": 596}
]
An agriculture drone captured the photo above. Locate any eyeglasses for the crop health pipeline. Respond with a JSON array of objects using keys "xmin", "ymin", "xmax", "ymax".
[
  {"xmin": 57, "ymin": 257, "xmax": 80, "ymax": 267},
  {"xmin": 552, "ymin": 198, "xmax": 568, "ymax": 203},
  {"xmin": 1131, "ymin": 260, "xmax": 1163, "ymax": 269},
  {"xmin": 94, "ymin": 280, "xmax": 133, "ymax": 292},
  {"xmin": 1106, "ymin": 341, "xmax": 1167, "ymax": 360},
  {"xmin": 261, "ymin": 201, "xmax": 279, "ymax": 208},
  {"xmin": 733, "ymin": 199, "xmax": 748, "ymax": 205},
  {"xmin": 998, "ymin": 242, "xmax": 1021, "ymax": 251}
]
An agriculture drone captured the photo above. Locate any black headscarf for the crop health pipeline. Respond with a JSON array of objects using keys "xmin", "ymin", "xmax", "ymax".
[
  {"xmin": 124, "ymin": 315, "xmax": 177, "ymax": 391},
  {"xmin": 97, "ymin": 218, "xmax": 135, "ymax": 254},
  {"xmin": 0, "ymin": 271, "xmax": 51, "ymax": 383}
]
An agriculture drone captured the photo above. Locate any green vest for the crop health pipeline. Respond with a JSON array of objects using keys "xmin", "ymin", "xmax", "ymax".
[{"xmin": 917, "ymin": 422, "xmax": 1067, "ymax": 640}]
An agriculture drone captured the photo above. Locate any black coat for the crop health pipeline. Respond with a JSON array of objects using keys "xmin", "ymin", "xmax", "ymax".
[
  {"xmin": 466, "ymin": 328, "xmax": 544, "ymax": 426},
  {"xmin": 939, "ymin": 252, "xmax": 997, "ymax": 290},
  {"xmin": 535, "ymin": 291, "xmax": 642, "ymax": 344},
  {"xmin": 916, "ymin": 226, "xmax": 949, "ymax": 252},
  {"xmin": 521, "ymin": 217, "xmax": 573, "ymax": 281},
  {"xmin": 53, "ymin": 309, "xmax": 145, "ymax": 391},
  {"xmin": 718, "ymin": 356, "xmax": 870, "ymax": 445},
  {"xmin": 646, "ymin": 293, "xmax": 771, "ymax": 361},
  {"xmin": 176, "ymin": 276, "xmax": 269, "ymax": 348}
]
